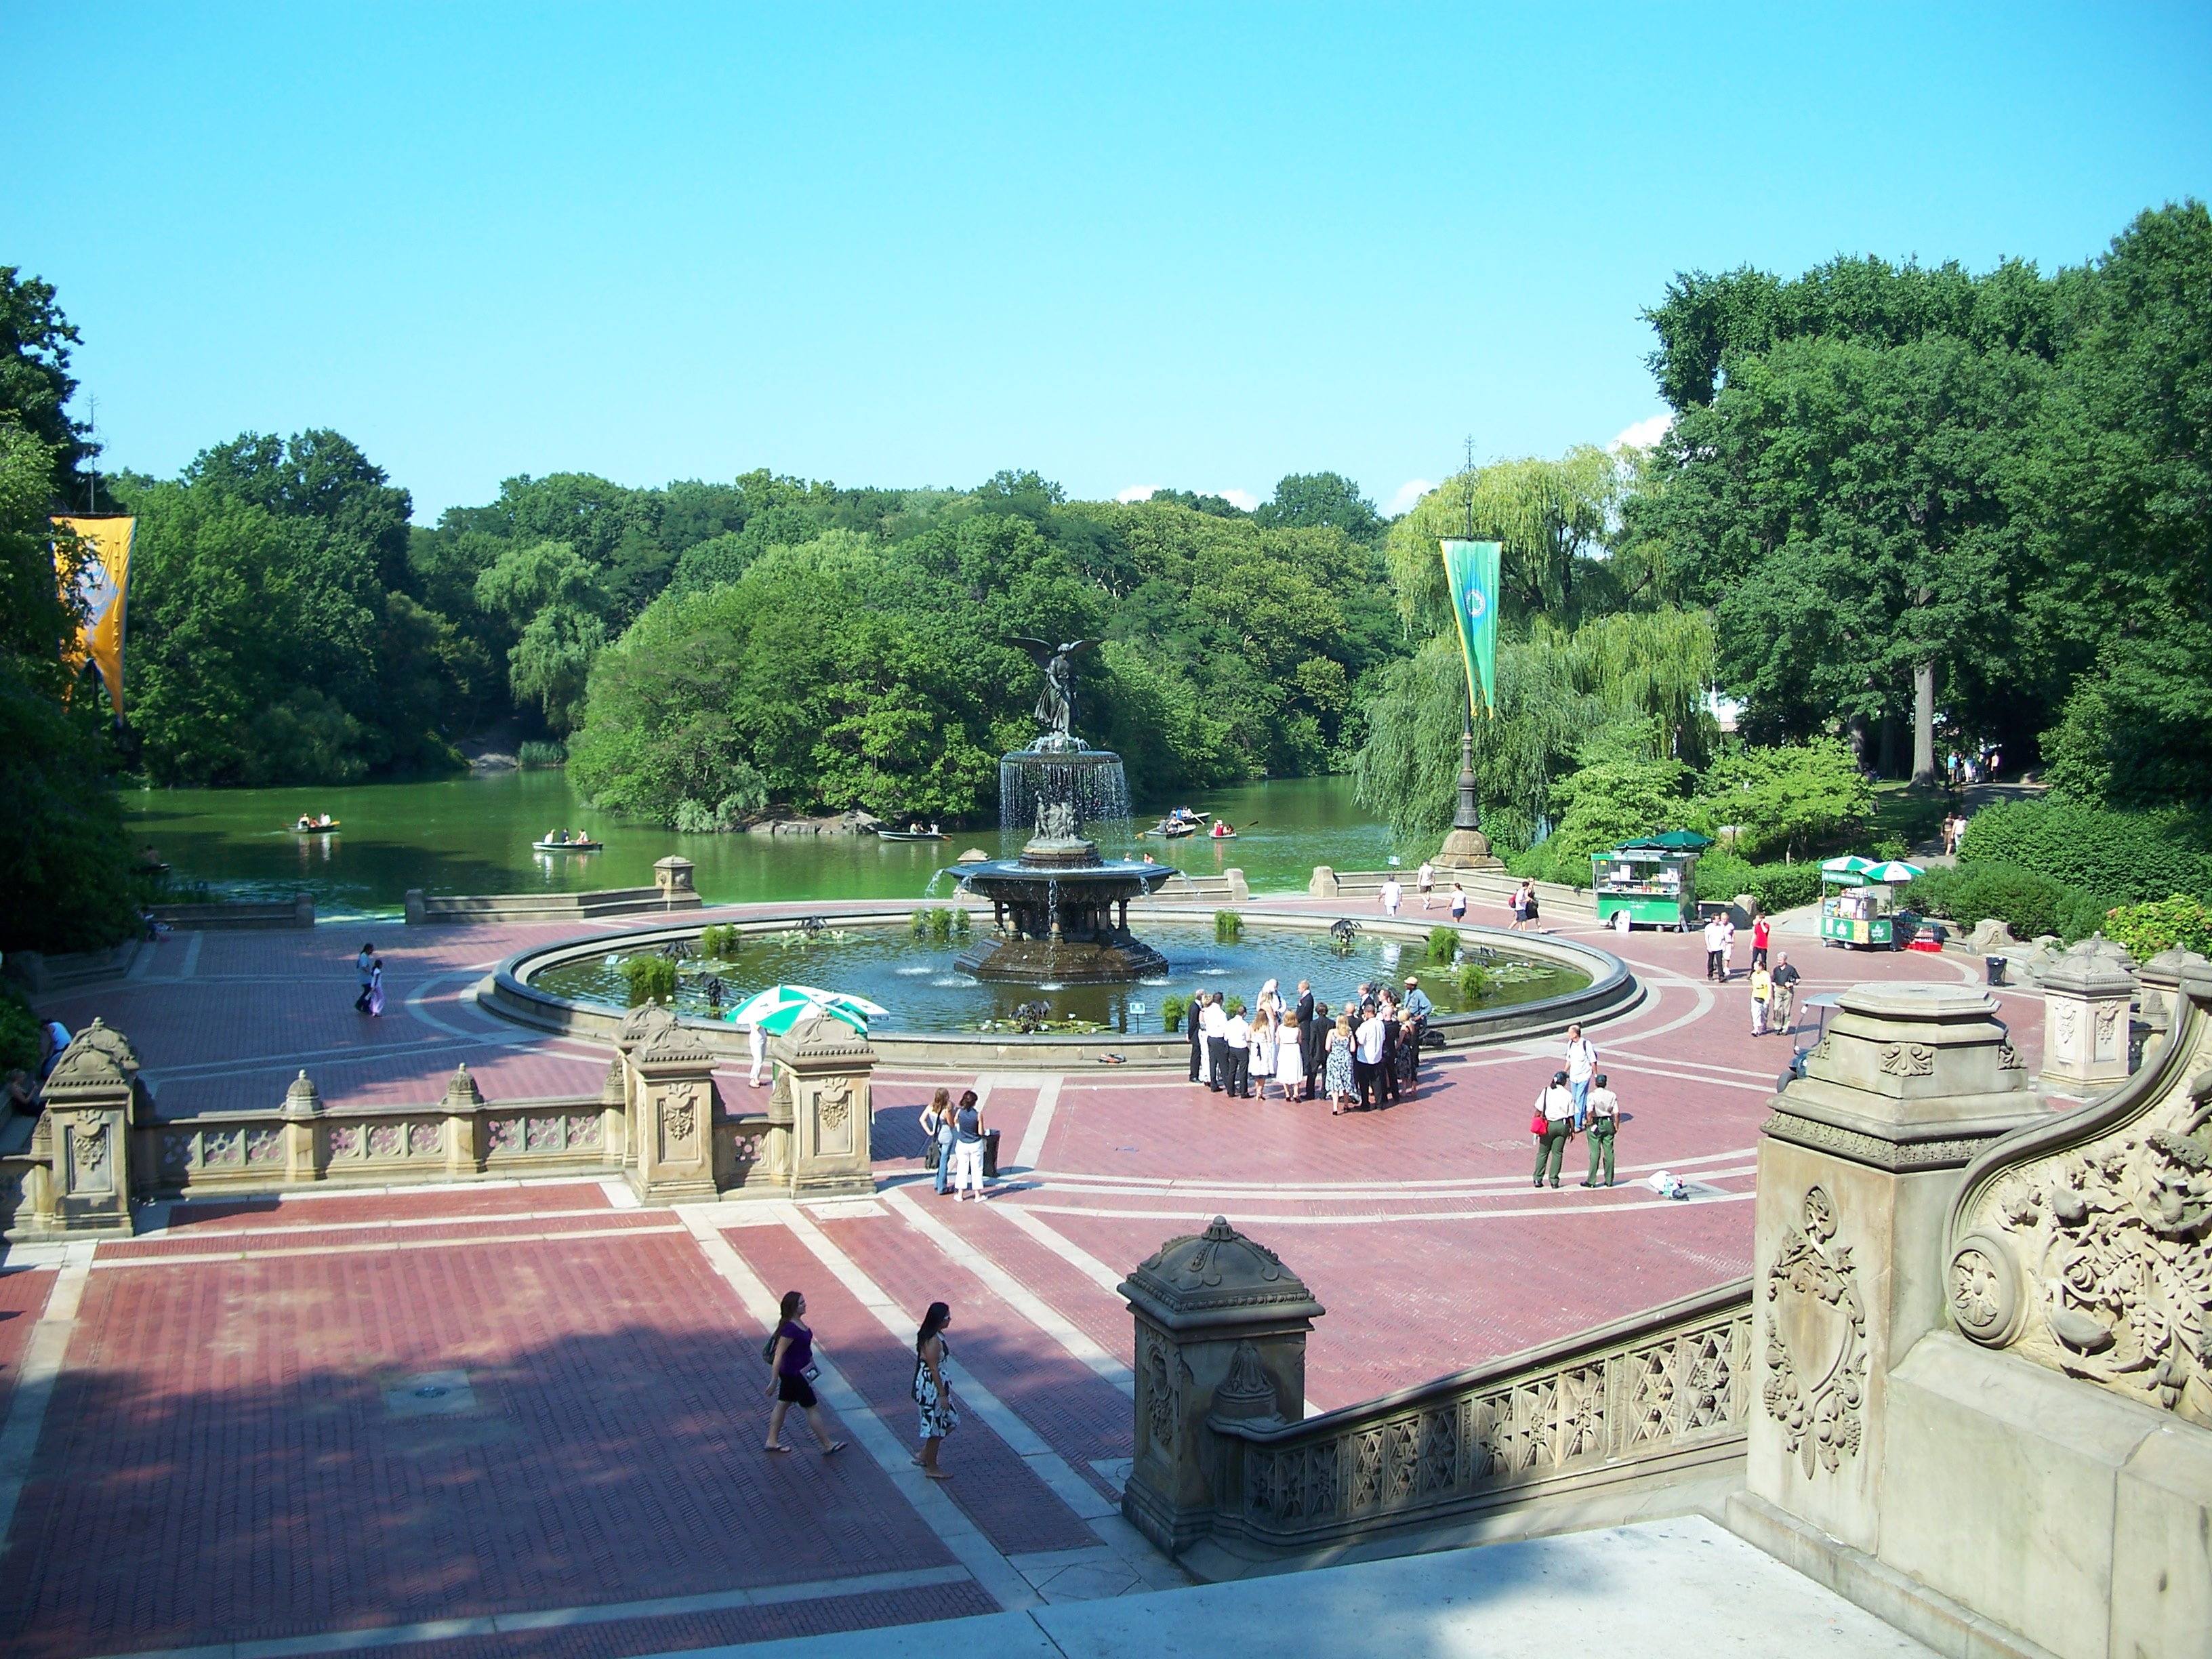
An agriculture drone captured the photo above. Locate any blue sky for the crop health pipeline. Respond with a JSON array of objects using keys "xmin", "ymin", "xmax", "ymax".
[{"xmin": 7, "ymin": 3, "xmax": 2208, "ymax": 521}]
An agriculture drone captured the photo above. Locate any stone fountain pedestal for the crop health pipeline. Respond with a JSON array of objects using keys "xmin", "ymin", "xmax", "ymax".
[{"xmin": 954, "ymin": 824, "xmax": 1172, "ymax": 984}]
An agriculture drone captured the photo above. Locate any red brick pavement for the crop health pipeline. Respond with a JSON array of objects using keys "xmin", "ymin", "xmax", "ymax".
[
  {"xmin": 718, "ymin": 1223, "xmax": 1099, "ymax": 1557},
  {"xmin": 0, "ymin": 1265, "xmax": 56, "ymax": 1422},
  {"xmin": 163, "ymin": 1183, "xmax": 615, "ymax": 1232},
  {"xmin": 0, "ymin": 1233, "xmax": 956, "ymax": 1659}
]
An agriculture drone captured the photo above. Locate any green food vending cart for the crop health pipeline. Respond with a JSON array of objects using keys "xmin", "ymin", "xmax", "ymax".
[{"xmin": 1591, "ymin": 838, "xmax": 1702, "ymax": 931}]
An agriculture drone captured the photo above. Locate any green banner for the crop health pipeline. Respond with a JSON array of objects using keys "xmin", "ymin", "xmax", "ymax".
[{"xmin": 1441, "ymin": 537, "xmax": 1500, "ymax": 717}]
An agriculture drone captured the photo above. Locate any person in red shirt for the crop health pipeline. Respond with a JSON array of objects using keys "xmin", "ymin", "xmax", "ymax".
[{"xmin": 1751, "ymin": 912, "xmax": 1771, "ymax": 968}]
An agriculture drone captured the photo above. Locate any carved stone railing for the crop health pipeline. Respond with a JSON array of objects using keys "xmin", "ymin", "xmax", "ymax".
[{"xmin": 1204, "ymin": 1277, "xmax": 1752, "ymax": 1557}]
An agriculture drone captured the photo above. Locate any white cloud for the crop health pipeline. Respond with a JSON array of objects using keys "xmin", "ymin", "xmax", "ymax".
[
  {"xmin": 1115, "ymin": 485, "xmax": 1159, "ymax": 502},
  {"xmin": 1387, "ymin": 478, "xmax": 1435, "ymax": 516},
  {"xmin": 1214, "ymin": 488, "xmax": 1259, "ymax": 512},
  {"xmin": 1611, "ymin": 413, "xmax": 1673, "ymax": 452}
]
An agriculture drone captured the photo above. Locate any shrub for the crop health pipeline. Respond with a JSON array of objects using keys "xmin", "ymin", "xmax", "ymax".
[
  {"xmin": 1427, "ymin": 926, "xmax": 1460, "ymax": 961},
  {"xmin": 1225, "ymin": 996, "xmax": 1246, "ymax": 1017},
  {"xmin": 1923, "ymin": 862, "xmax": 2076, "ymax": 943},
  {"xmin": 909, "ymin": 910, "xmax": 930, "ymax": 938},
  {"xmin": 621, "ymin": 954, "xmax": 678, "ymax": 1006},
  {"xmin": 1214, "ymin": 909, "xmax": 1244, "ymax": 942},
  {"xmin": 1161, "ymin": 993, "xmax": 1189, "ymax": 1033},
  {"xmin": 697, "ymin": 924, "xmax": 739, "ymax": 959},
  {"xmin": 517, "ymin": 739, "xmax": 566, "ymax": 768},
  {"xmin": 2099, "ymin": 895, "xmax": 2212, "ymax": 960},
  {"xmin": 1958, "ymin": 799, "xmax": 2212, "ymax": 906},
  {"xmin": 1456, "ymin": 960, "xmax": 1493, "ymax": 1002},
  {"xmin": 0, "ymin": 981, "xmax": 42, "ymax": 1075},
  {"xmin": 1694, "ymin": 852, "xmax": 1820, "ymax": 916}
]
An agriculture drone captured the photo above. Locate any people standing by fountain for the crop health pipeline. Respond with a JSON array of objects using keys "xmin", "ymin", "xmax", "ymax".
[
  {"xmin": 1252, "ymin": 1001, "xmax": 1278, "ymax": 1097},
  {"xmin": 1202, "ymin": 993, "xmax": 1229, "ymax": 1091},
  {"xmin": 1305, "ymin": 998, "xmax": 1329, "ymax": 1099},
  {"xmin": 1532, "ymin": 1071, "xmax": 1576, "ymax": 1189},
  {"xmin": 1222, "ymin": 1000, "xmax": 1252, "ymax": 1098},
  {"xmin": 920, "ymin": 1089, "xmax": 956, "ymax": 1196},
  {"xmin": 1353, "ymin": 1001, "xmax": 1385, "ymax": 1109},
  {"xmin": 1580, "ymin": 1073, "xmax": 1620, "ymax": 1187},
  {"xmin": 1185, "ymin": 992, "xmax": 1206, "ymax": 1083},
  {"xmin": 949, "ymin": 1090, "xmax": 988, "ymax": 1200},
  {"xmin": 1269, "ymin": 1010, "xmax": 1303, "ymax": 1100},
  {"xmin": 1376, "ymin": 989, "xmax": 1403, "ymax": 1104}
]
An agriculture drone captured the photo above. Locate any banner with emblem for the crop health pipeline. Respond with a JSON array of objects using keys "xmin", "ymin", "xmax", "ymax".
[
  {"xmin": 1439, "ymin": 537, "xmax": 1500, "ymax": 718},
  {"xmin": 52, "ymin": 516, "xmax": 135, "ymax": 718}
]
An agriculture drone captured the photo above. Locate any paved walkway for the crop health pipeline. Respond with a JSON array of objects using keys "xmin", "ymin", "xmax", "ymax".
[{"xmin": 0, "ymin": 897, "xmax": 2057, "ymax": 1658}]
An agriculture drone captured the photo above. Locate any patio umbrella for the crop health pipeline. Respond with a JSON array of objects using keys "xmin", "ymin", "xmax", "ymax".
[
  {"xmin": 1862, "ymin": 859, "xmax": 1925, "ymax": 884},
  {"xmin": 1820, "ymin": 855, "xmax": 1875, "ymax": 882},
  {"xmin": 725, "ymin": 983, "xmax": 886, "ymax": 1035},
  {"xmin": 1637, "ymin": 829, "xmax": 1715, "ymax": 851}
]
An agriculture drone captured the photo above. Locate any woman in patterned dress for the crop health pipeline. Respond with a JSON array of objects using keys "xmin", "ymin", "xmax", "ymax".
[
  {"xmin": 1324, "ymin": 1014, "xmax": 1357, "ymax": 1115},
  {"xmin": 912, "ymin": 1300, "xmax": 958, "ymax": 1479}
]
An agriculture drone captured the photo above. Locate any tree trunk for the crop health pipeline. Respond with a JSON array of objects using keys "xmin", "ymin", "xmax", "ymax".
[
  {"xmin": 1910, "ymin": 661, "xmax": 1937, "ymax": 790},
  {"xmin": 1878, "ymin": 712, "xmax": 1903, "ymax": 781}
]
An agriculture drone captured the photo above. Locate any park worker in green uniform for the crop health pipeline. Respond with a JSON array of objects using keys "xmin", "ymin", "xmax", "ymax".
[
  {"xmin": 1581, "ymin": 1073, "xmax": 1620, "ymax": 1188},
  {"xmin": 1532, "ymin": 1071, "xmax": 1576, "ymax": 1188}
]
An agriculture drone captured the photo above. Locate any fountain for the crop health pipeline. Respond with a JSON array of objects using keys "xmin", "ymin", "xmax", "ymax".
[{"xmin": 945, "ymin": 639, "xmax": 1179, "ymax": 983}]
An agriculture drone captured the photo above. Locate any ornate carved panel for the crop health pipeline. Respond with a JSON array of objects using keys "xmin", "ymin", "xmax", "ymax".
[
  {"xmin": 1761, "ymin": 1185, "xmax": 1868, "ymax": 1477},
  {"xmin": 1948, "ymin": 993, "xmax": 2212, "ymax": 1425},
  {"xmin": 245, "ymin": 1127, "xmax": 282, "ymax": 1165}
]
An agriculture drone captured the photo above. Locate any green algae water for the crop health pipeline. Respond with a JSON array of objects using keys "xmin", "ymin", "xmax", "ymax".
[{"xmin": 123, "ymin": 772, "xmax": 1411, "ymax": 920}]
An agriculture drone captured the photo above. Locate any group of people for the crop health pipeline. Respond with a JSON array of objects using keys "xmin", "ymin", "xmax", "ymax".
[
  {"xmin": 542, "ymin": 827, "xmax": 592, "ymax": 844},
  {"xmin": 1185, "ymin": 975, "xmax": 1433, "ymax": 1114},
  {"xmin": 1530, "ymin": 1022, "xmax": 1624, "ymax": 1187},
  {"xmin": 762, "ymin": 1290, "xmax": 962, "ymax": 1480},
  {"xmin": 918, "ymin": 1088, "xmax": 991, "ymax": 1199},
  {"xmin": 1700, "ymin": 911, "xmax": 1801, "ymax": 1034},
  {"xmin": 294, "ymin": 813, "xmax": 335, "ymax": 830}
]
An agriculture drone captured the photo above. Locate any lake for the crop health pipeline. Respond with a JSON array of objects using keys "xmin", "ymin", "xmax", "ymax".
[{"xmin": 123, "ymin": 771, "xmax": 1408, "ymax": 921}]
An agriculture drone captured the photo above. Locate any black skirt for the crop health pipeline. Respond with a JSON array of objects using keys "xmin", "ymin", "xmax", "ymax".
[{"xmin": 777, "ymin": 1372, "xmax": 818, "ymax": 1408}]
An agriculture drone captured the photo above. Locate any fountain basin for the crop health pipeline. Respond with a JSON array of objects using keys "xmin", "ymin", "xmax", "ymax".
[{"xmin": 948, "ymin": 852, "xmax": 1181, "ymax": 983}]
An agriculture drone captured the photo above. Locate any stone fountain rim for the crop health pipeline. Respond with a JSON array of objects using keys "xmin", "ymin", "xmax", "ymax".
[{"xmin": 476, "ymin": 903, "xmax": 1642, "ymax": 1068}]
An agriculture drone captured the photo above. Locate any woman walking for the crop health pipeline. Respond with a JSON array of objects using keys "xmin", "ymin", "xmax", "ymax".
[
  {"xmin": 763, "ymin": 1290, "xmax": 846, "ymax": 1456},
  {"xmin": 911, "ymin": 1300, "xmax": 958, "ymax": 1479},
  {"xmin": 919, "ymin": 1088, "xmax": 955, "ymax": 1196},
  {"xmin": 367, "ymin": 957, "xmax": 385, "ymax": 1017},
  {"xmin": 1324, "ymin": 1014, "xmax": 1357, "ymax": 1115}
]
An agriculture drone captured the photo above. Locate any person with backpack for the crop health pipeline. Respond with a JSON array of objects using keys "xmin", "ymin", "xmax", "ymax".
[
  {"xmin": 911, "ymin": 1300, "xmax": 958, "ymax": 1479},
  {"xmin": 762, "ymin": 1290, "xmax": 845, "ymax": 1456}
]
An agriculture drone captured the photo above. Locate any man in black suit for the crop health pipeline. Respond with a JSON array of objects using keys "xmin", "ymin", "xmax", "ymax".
[
  {"xmin": 1186, "ymin": 990, "xmax": 1206, "ymax": 1083},
  {"xmin": 1294, "ymin": 981, "xmax": 1317, "ymax": 1099}
]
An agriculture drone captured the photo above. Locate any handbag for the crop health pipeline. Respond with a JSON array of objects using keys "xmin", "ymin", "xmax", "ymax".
[
  {"xmin": 924, "ymin": 1136, "xmax": 941, "ymax": 1170},
  {"xmin": 1530, "ymin": 1108, "xmax": 1549, "ymax": 1136}
]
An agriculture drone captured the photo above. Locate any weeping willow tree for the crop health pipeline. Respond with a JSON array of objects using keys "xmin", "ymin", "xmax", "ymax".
[
  {"xmin": 1549, "ymin": 607, "xmax": 1719, "ymax": 765},
  {"xmin": 1385, "ymin": 446, "xmax": 1623, "ymax": 635}
]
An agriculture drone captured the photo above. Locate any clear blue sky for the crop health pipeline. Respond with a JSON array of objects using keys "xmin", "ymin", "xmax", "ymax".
[{"xmin": 8, "ymin": 3, "xmax": 2208, "ymax": 521}]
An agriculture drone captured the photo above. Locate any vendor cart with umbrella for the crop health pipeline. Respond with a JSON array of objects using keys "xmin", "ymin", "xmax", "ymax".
[
  {"xmin": 1818, "ymin": 855, "xmax": 1923, "ymax": 949},
  {"xmin": 1591, "ymin": 830, "xmax": 1711, "ymax": 931}
]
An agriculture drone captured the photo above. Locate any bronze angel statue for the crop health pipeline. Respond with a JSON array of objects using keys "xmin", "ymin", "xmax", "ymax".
[{"xmin": 1008, "ymin": 637, "xmax": 1094, "ymax": 739}]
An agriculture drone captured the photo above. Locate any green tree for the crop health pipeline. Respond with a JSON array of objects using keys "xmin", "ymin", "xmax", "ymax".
[
  {"xmin": 1697, "ymin": 737, "xmax": 1873, "ymax": 860},
  {"xmin": 0, "ymin": 266, "xmax": 92, "ymax": 499},
  {"xmin": 1254, "ymin": 472, "xmax": 1383, "ymax": 541}
]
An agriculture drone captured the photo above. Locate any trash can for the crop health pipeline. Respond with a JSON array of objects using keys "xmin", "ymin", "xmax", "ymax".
[
  {"xmin": 1986, "ymin": 954, "xmax": 2007, "ymax": 987},
  {"xmin": 983, "ymin": 1128, "xmax": 1002, "ymax": 1179}
]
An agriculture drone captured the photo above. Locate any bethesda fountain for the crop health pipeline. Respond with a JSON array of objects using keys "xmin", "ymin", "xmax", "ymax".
[{"xmin": 947, "ymin": 638, "xmax": 1180, "ymax": 983}]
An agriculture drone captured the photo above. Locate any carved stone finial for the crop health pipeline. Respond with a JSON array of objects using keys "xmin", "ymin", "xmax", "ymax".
[
  {"xmin": 283, "ymin": 1069, "xmax": 323, "ymax": 1117},
  {"xmin": 439, "ymin": 1064, "xmax": 485, "ymax": 1110},
  {"xmin": 1121, "ymin": 1216, "xmax": 1324, "ymax": 1332}
]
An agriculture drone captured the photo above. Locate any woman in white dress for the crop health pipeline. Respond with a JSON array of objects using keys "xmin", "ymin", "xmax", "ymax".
[
  {"xmin": 1252, "ymin": 1007, "xmax": 1278, "ymax": 1096},
  {"xmin": 1273, "ymin": 1012, "xmax": 1304, "ymax": 1099}
]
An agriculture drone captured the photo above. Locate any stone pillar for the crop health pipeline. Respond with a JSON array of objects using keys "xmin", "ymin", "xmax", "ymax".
[
  {"xmin": 1308, "ymin": 865, "xmax": 1340, "ymax": 899},
  {"xmin": 36, "ymin": 1018, "xmax": 142, "ymax": 1233},
  {"xmin": 2042, "ymin": 937, "xmax": 2137, "ymax": 1090},
  {"xmin": 769, "ymin": 1011, "xmax": 876, "ymax": 1198},
  {"xmin": 598, "ymin": 1053, "xmax": 630, "ymax": 1164},
  {"xmin": 653, "ymin": 856, "xmax": 696, "ymax": 903},
  {"xmin": 1748, "ymin": 983, "xmax": 2045, "ymax": 1554},
  {"xmin": 1118, "ymin": 1216, "xmax": 1325, "ymax": 1555},
  {"xmin": 626, "ymin": 1021, "xmax": 720, "ymax": 1204},
  {"xmin": 2134, "ymin": 947, "xmax": 2207, "ymax": 1067},
  {"xmin": 282, "ymin": 1070, "xmax": 323, "ymax": 1185},
  {"xmin": 441, "ymin": 1064, "xmax": 487, "ymax": 1176},
  {"xmin": 612, "ymin": 1001, "xmax": 678, "ymax": 1171},
  {"xmin": 1223, "ymin": 868, "xmax": 1250, "ymax": 904},
  {"xmin": 404, "ymin": 888, "xmax": 427, "ymax": 926}
]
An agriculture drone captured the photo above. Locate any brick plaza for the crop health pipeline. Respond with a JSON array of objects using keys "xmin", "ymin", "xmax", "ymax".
[{"xmin": 0, "ymin": 898, "xmax": 2056, "ymax": 1658}]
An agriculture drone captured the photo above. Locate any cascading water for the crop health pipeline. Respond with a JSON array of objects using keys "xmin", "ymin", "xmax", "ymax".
[{"xmin": 997, "ymin": 737, "xmax": 1133, "ymax": 842}]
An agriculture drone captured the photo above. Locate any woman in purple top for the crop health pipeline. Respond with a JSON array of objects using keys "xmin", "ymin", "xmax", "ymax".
[{"xmin": 763, "ymin": 1290, "xmax": 846, "ymax": 1456}]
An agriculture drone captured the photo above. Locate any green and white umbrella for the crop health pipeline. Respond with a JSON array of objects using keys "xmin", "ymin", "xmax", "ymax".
[
  {"xmin": 1820, "ymin": 854, "xmax": 1875, "ymax": 877},
  {"xmin": 725, "ymin": 983, "xmax": 888, "ymax": 1036},
  {"xmin": 1862, "ymin": 859, "xmax": 1925, "ymax": 884}
]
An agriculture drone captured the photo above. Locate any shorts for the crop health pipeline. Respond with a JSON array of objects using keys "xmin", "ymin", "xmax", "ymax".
[{"xmin": 777, "ymin": 1372, "xmax": 818, "ymax": 1408}]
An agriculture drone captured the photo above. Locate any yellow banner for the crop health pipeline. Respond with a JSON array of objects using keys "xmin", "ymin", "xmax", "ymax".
[{"xmin": 52, "ymin": 515, "xmax": 134, "ymax": 717}]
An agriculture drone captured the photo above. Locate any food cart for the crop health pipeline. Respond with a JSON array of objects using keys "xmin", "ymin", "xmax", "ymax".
[
  {"xmin": 1590, "ymin": 834, "xmax": 1705, "ymax": 931},
  {"xmin": 1817, "ymin": 854, "xmax": 1912, "ymax": 949}
]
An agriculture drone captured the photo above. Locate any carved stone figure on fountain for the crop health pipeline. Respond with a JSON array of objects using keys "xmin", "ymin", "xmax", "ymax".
[{"xmin": 1009, "ymin": 637, "xmax": 1094, "ymax": 743}]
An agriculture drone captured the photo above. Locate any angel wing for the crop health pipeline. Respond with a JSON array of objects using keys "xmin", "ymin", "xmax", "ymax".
[{"xmin": 1006, "ymin": 636, "xmax": 1055, "ymax": 664}]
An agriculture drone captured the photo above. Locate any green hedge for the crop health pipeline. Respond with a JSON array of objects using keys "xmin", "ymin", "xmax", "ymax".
[
  {"xmin": 1907, "ymin": 861, "xmax": 2112, "ymax": 945},
  {"xmin": 1694, "ymin": 852, "xmax": 1822, "ymax": 914},
  {"xmin": 1958, "ymin": 799, "xmax": 2212, "ymax": 905},
  {"xmin": 0, "ymin": 981, "xmax": 41, "ymax": 1075}
]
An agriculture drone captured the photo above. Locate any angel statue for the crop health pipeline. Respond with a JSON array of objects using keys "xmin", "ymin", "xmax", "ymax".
[{"xmin": 1008, "ymin": 637, "xmax": 1094, "ymax": 739}]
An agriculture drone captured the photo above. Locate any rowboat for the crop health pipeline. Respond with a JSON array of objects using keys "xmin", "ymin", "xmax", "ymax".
[
  {"xmin": 291, "ymin": 821, "xmax": 341, "ymax": 835},
  {"xmin": 533, "ymin": 838, "xmax": 603, "ymax": 853},
  {"xmin": 876, "ymin": 829, "xmax": 948, "ymax": 842}
]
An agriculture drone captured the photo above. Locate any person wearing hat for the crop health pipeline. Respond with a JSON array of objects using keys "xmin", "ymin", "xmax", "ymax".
[
  {"xmin": 1399, "ymin": 975, "xmax": 1433, "ymax": 1092},
  {"xmin": 1580, "ymin": 1072, "xmax": 1620, "ymax": 1187}
]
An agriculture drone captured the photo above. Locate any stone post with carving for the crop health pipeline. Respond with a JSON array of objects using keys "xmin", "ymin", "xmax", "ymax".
[
  {"xmin": 2041, "ymin": 937, "xmax": 2137, "ymax": 1091},
  {"xmin": 1118, "ymin": 1216, "xmax": 1325, "ymax": 1555},
  {"xmin": 1746, "ymin": 983, "xmax": 2045, "ymax": 1554},
  {"xmin": 2133, "ymin": 947, "xmax": 2207, "ymax": 1069},
  {"xmin": 441, "ymin": 1064, "xmax": 487, "ymax": 1177},
  {"xmin": 282, "ymin": 1070, "xmax": 323, "ymax": 1185},
  {"xmin": 36, "ymin": 1018, "xmax": 142, "ymax": 1233},
  {"xmin": 626, "ymin": 1019, "xmax": 720, "ymax": 1204},
  {"xmin": 611, "ymin": 1001, "xmax": 678, "ymax": 1174},
  {"xmin": 766, "ymin": 1011, "xmax": 875, "ymax": 1198}
]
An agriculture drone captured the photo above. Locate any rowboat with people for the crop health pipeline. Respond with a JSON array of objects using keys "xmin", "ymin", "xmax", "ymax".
[
  {"xmin": 1140, "ymin": 807, "xmax": 1211, "ymax": 838},
  {"xmin": 534, "ymin": 831, "xmax": 603, "ymax": 853},
  {"xmin": 292, "ymin": 815, "xmax": 340, "ymax": 834},
  {"xmin": 877, "ymin": 823, "xmax": 947, "ymax": 841}
]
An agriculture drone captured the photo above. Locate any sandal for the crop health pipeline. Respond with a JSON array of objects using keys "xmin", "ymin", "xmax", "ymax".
[
  {"xmin": 822, "ymin": 1441, "xmax": 847, "ymax": 1456},
  {"xmin": 764, "ymin": 1443, "xmax": 791, "ymax": 1454},
  {"xmin": 923, "ymin": 1467, "xmax": 952, "ymax": 1479}
]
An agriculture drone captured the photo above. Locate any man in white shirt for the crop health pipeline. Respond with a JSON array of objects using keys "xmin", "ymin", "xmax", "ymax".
[
  {"xmin": 1720, "ymin": 914, "xmax": 1737, "ymax": 979},
  {"xmin": 1702, "ymin": 914, "xmax": 1726, "ymax": 983},
  {"xmin": 1380, "ymin": 876, "xmax": 1403, "ymax": 916},
  {"xmin": 1533, "ymin": 1070, "xmax": 1576, "ymax": 1188},
  {"xmin": 1201, "ymin": 993, "xmax": 1229, "ymax": 1092},
  {"xmin": 1354, "ymin": 1006, "xmax": 1386, "ymax": 1109},
  {"xmin": 1562, "ymin": 1023, "xmax": 1597, "ymax": 1127},
  {"xmin": 1222, "ymin": 1004, "xmax": 1253, "ymax": 1097},
  {"xmin": 1417, "ymin": 861, "xmax": 1435, "ymax": 909}
]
